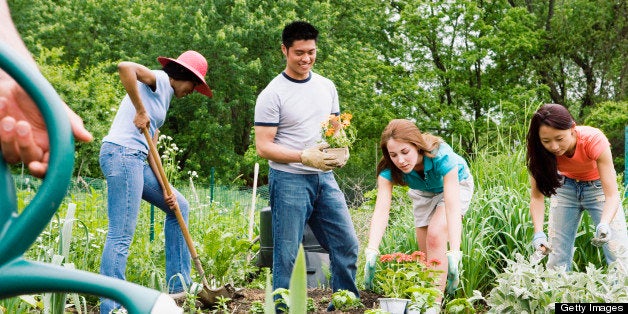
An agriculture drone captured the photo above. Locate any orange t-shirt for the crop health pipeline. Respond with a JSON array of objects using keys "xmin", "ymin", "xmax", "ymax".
[{"xmin": 556, "ymin": 126, "xmax": 610, "ymax": 181}]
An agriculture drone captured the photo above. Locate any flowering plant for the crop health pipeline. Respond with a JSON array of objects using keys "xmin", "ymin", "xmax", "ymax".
[
  {"xmin": 320, "ymin": 113, "xmax": 357, "ymax": 148},
  {"xmin": 373, "ymin": 251, "xmax": 442, "ymax": 301}
]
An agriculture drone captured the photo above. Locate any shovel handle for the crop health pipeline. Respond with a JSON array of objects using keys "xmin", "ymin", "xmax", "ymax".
[{"xmin": 141, "ymin": 128, "xmax": 210, "ymax": 288}]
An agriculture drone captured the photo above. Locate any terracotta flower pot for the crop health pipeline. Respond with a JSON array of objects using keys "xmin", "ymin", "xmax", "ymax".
[
  {"xmin": 323, "ymin": 147, "xmax": 349, "ymax": 167},
  {"xmin": 378, "ymin": 298, "xmax": 409, "ymax": 314}
]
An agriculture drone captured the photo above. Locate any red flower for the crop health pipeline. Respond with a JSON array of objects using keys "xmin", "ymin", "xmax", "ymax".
[
  {"xmin": 410, "ymin": 251, "xmax": 426, "ymax": 263},
  {"xmin": 380, "ymin": 254, "xmax": 394, "ymax": 263},
  {"xmin": 427, "ymin": 258, "xmax": 442, "ymax": 267}
]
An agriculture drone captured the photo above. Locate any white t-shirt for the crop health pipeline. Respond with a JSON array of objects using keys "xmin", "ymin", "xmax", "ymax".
[
  {"xmin": 102, "ymin": 70, "xmax": 173, "ymax": 153},
  {"xmin": 254, "ymin": 71, "xmax": 340, "ymax": 174}
]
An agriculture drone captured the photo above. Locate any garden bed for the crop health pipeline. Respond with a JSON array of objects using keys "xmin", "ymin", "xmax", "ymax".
[{"xmin": 226, "ymin": 288, "xmax": 383, "ymax": 313}]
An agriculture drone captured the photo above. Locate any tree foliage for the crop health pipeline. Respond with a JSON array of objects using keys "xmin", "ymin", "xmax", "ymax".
[{"xmin": 8, "ymin": 0, "xmax": 626, "ymax": 186}]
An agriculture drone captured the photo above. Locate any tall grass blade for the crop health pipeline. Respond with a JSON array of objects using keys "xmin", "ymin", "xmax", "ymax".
[
  {"xmin": 288, "ymin": 245, "xmax": 307, "ymax": 313},
  {"xmin": 264, "ymin": 268, "xmax": 274, "ymax": 314}
]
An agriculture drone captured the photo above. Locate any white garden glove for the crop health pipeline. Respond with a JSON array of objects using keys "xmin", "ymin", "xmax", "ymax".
[
  {"xmin": 363, "ymin": 247, "xmax": 379, "ymax": 290},
  {"xmin": 301, "ymin": 143, "xmax": 340, "ymax": 171},
  {"xmin": 446, "ymin": 250, "xmax": 462, "ymax": 296},
  {"xmin": 532, "ymin": 231, "xmax": 550, "ymax": 251},
  {"xmin": 591, "ymin": 222, "xmax": 611, "ymax": 247}
]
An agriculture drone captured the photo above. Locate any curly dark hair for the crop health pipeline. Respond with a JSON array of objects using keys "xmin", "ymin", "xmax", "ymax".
[{"xmin": 526, "ymin": 104, "xmax": 575, "ymax": 196}]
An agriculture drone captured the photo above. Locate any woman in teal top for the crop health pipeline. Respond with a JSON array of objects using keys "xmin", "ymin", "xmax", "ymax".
[{"xmin": 363, "ymin": 119, "xmax": 474, "ymax": 301}]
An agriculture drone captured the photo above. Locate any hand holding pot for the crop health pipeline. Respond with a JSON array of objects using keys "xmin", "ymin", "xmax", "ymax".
[{"xmin": 301, "ymin": 143, "xmax": 340, "ymax": 171}]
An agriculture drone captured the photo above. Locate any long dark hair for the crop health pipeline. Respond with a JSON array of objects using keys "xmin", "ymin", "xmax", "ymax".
[
  {"xmin": 526, "ymin": 103, "xmax": 575, "ymax": 196},
  {"xmin": 377, "ymin": 119, "xmax": 441, "ymax": 186}
]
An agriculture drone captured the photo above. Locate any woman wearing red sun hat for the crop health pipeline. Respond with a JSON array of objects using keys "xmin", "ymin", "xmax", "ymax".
[{"xmin": 99, "ymin": 50, "xmax": 212, "ymax": 314}]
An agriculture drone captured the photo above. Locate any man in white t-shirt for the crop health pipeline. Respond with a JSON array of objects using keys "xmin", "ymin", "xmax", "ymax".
[{"xmin": 254, "ymin": 21, "xmax": 360, "ymax": 312}]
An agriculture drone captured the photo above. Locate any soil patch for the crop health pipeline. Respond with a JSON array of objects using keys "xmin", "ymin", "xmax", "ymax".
[{"xmin": 228, "ymin": 288, "xmax": 383, "ymax": 313}]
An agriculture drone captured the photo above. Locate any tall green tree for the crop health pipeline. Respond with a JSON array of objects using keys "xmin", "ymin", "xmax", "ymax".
[{"xmin": 8, "ymin": 0, "xmax": 627, "ymax": 183}]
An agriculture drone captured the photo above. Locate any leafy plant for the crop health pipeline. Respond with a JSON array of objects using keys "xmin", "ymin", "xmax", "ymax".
[
  {"xmin": 487, "ymin": 253, "xmax": 628, "ymax": 313},
  {"xmin": 406, "ymin": 286, "xmax": 442, "ymax": 313},
  {"xmin": 320, "ymin": 113, "xmax": 357, "ymax": 148},
  {"xmin": 210, "ymin": 296, "xmax": 231, "ymax": 314},
  {"xmin": 373, "ymin": 251, "xmax": 442, "ymax": 299},
  {"xmin": 269, "ymin": 245, "xmax": 315, "ymax": 313},
  {"xmin": 250, "ymin": 300, "xmax": 265, "ymax": 314},
  {"xmin": 445, "ymin": 297, "xmax": 476, "ymax": 314},
  {"xmin": 331, "ymin": 289, "xmax": 364, "ymax": 311}
]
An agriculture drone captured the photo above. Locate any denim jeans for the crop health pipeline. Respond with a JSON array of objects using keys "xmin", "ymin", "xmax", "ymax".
[
  {"xmin": 99, "ymin": 142, "xmax": 191, "ymax": 314},
  {"xmin": 547, "ymin": 177, "xmax": 628, "ymax": 271},
  {"xmin": 269, "ymin": 168, "xmax": 360, "ymax": 299}
]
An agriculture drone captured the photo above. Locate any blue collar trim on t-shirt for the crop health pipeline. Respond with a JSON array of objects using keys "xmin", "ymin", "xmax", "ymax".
[{"xmin": 281, "ymin": 71, "xmax": 312, "ymax": 83}]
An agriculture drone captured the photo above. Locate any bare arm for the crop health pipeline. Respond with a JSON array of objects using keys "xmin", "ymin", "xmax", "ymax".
[
  {"xmin": 443, "ymin": 168, "xmax": 462, "ymax": 251},
  {"xmin": 254, "ymin": 125, "xmax": 303, "ymax": 163},
  {"xmin": 596, "ymin": 147, "xmax": 620, "ymax": 224},
  {"xmin": 366, "ymin": 176, "xmax": 394, "ymax": 251},
  {"xmin": 529, "ymin": 176, "xmax": 546, "ymax": 233},
  {"xmin": 117, "ymin": 62, "xmax": 156, "ymax": 130}
]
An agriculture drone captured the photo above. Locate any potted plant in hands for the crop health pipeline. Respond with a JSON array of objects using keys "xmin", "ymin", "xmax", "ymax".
[
  {"xmin": 373, "ymin": 251, "xmax": 443, "ymax": 314},
  {"xmin": 320, "ymin": 112, "xmax": 356, "ymax": 167}
]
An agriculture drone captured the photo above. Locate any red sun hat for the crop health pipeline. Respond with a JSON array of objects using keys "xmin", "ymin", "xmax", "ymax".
[{"xmin": 157, "ymin": 50, "xmax": 213, "ymax": 98}]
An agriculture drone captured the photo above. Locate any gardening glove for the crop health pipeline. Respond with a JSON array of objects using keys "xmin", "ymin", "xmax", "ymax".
[
  {"xmin": 301, "ymin": 143, "xmax": 340, "ymax": 171},
  {"xmin": 446, "ymin": 250, "xmax": 462, "ymax": 296},
  {"xmin": 363, "ymin": 247, "xmax": 379, "ymax": 290},
  {"xmin": 591, "ymin": 222, "xmax": 611, "ymax": 247},
  {"xmin": 532, "ymin": 231, "xmax": 550, "ymax": 251}
]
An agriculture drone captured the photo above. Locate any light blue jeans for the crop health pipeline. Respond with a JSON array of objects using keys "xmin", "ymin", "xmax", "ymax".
[
  {"xmin": 99, "ymin": 142, "xmax": 191, "ymax": 314},
  {"xmin": 269, "ymin": 168, "xmax": 360, "ymax": 299},
  {"xmin": 547, "ymin": 177, "xmax": 628, "ymax": 271}
]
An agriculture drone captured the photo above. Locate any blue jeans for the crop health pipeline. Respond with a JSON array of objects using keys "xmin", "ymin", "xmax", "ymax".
[
  {"xmin": 99, "ymin": 142, "xmax": 191, "ymax": 314},
  {"xmin": 547, "ymin": 177, "xmax": 628, "ymax": 271},
  {"xmin": 269, "ymin": 168, "xmax": 360, "ymax": 298}
]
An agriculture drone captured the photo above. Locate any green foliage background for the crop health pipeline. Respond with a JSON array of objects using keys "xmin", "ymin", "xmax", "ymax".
[{"xmin": 8, "ymin": 0, "xmax": 627, "ymax": 186}]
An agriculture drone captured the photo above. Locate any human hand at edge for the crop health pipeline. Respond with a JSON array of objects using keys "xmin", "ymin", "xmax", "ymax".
[
  {"xmin": 446, "ymin": 250, "xmax": 462, "ymax": 296},
  {"xmin": 0, "ymin": 76, "xmax": 93, "ymax": 178},
  {"xmin": 301, "ymin": 143, "xmax": 340, "ymax": 171},
  {"xmin": 591, "ymin": 222, "xmax": 611, "ymax": 247},
  {"xmin": 363, "ymin": 247, "xmax": 379, "ymax": 290}
]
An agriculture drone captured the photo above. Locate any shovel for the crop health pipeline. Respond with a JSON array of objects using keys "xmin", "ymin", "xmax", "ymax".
[{"xmin": 142, "ymin": 128, "xmax": 234, "ymax": 308}]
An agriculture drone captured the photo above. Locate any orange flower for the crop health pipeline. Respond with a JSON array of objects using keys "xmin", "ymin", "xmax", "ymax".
[
  {"xmin": 380, "ymin": 254, "xmax": 395, "ymax": 263},
  {"xmin": 427, "ymin": 258, "xmax": 442, "ymax": 267},
  {"xmin": 320, "ymin": 112, "xmax": 356, "ymax": 148}
]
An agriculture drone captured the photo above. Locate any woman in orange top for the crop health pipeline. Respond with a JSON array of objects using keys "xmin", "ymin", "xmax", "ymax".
[{"xmin": 526, "ymin": 103, "xmax": 627, "ymax": 271}]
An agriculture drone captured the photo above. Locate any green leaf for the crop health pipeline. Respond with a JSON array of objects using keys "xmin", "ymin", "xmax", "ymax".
[{"xmin": 288, "ymin": 244, "xmax": 307, "ymax": 313}]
